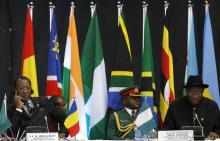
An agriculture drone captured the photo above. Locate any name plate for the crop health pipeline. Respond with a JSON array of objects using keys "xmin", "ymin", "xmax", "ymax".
[
  {"xmin": 26, "ymin": 132, "xmax": 58, "ymax": 141},
  {"xmin": 158, "ymin": 130, "xmax": 194, "ymax": 141}
]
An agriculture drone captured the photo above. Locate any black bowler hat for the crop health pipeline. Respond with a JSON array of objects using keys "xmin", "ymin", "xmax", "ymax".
[{"xmin": 184, "ymin": 75, "xmax": 209, "ymax": 88}]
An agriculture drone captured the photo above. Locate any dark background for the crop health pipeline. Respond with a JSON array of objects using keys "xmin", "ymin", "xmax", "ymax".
[{"xmin": 0, "ymin": 0, "xmax": 220, "ymax": 102}]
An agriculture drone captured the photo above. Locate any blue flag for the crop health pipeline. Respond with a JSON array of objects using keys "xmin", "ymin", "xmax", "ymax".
[
  {"xmin": 185, "ymin": 4, "xmax": 198, "ymax": 84},
  {"xmin": 202, "ymin": 4, "xmax": 220, "ymax": 108},
  {"xmin": 46, "ymin": 9, "xmax": 62, "ymax": 96}
]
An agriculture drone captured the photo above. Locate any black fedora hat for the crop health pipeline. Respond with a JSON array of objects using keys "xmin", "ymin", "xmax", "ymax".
[{"xmin": 184, "ymin": 75, "xmax": 209, "ymax": 88}]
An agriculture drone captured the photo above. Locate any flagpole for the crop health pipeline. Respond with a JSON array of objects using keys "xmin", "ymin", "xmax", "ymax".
[
  {"xmin": 188, "ymin": 0, "xmax": 192, "ymax": 6},
  {"xmin": 164, "ymin": 1, "xmax": 169, "ymax": 16},
  {"xmin": 49, "ymin": 2, "xmax": 55, "ymax": 32},
  {"xmin": 90, "ymin": 1, "xmax": 96, "ymax": 18},
  {"xmin": 28, "ymin": 2, "xmax": 34, "ymax": 21},
  {"xmin": 185, "ymin": 0, "xmax": 192, "ymax": 84},
  {"xmin": 70, "ymin": 1, "xmax": 75, "ymax": 16},
  {"xmin": 204, "ymin": 0, "xmax": 209, "ymax": 13},
  {"xmin": 142, "ymin": 1, "xmax": 148, "ymax": 56},
  {"xmin": 4, "ymin": 94, "xmax": 7, "ymax": 117},
  {"xmin": 117, "ymin": 1, "xmax": 122, "ymax": 26},
  {"xmin": 142, "ymin": 1, "xmax": 148, "ymax": 101}
]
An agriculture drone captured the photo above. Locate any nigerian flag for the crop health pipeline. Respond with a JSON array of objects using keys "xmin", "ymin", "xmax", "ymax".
[
  {"xmin": 81, "ymin": 9, "xmax": 108, "ymax": 139},
  {"xmin": 135, "ymin": 100, "xmax": 156, "ymax": 136}
]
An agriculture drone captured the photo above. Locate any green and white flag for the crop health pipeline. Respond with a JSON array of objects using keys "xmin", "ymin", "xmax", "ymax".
[
  {"xmin": 135, "ymin": 100, "xmax": 156, "ymax": 136},
  {"xmin": 0, "ymin": 94, "xmax": 12, "ymax": 136},
  {"xmin": 81, "ymin": 8, "xmax": 108, "ymax": 139}
]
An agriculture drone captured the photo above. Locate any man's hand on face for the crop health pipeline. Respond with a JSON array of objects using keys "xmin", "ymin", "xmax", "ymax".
[
  {"xmin": 208, "ymin": 132, "xmax": 219, "ymax": 140},
  {"xmin": 14, "ymin": 92, "xmax": 24, "ymax": 109}
]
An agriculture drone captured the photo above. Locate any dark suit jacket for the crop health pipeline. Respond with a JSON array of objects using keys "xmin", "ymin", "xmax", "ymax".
[
  {"xmin": 163, "ymin": 96, "xmax": 220, "ymax": 136},
  {"xmin": 7, "ymin": 96, "xmax": 67, "ymax": 138},
  {"xmin": 107, "ymin": 108, "xmax": 137, "ymax": 140}
]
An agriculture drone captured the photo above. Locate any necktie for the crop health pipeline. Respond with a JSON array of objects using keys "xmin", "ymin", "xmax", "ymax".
[{"xmin": 132, "ymin": 110, "xmax": 136, "ymax": 120}]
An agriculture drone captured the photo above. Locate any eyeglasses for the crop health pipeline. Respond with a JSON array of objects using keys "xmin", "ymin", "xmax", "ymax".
[{"xmin": 17, "ymin": 86, "xmax": 32, "ymax": 92}]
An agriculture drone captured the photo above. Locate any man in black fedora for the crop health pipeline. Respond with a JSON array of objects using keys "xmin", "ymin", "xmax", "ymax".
[{"xmin": 163, "ymin": 75, "xmax": 220, "ymax": 140}]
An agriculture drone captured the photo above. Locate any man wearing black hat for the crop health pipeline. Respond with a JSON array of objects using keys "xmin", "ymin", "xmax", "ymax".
[
  {"xmin": 107, "ymin": 87, "xmax": 142, "ymax": 140},
  {"xmin": 163, "ymin": 75, "xmax": 220, "ymax": 140}
]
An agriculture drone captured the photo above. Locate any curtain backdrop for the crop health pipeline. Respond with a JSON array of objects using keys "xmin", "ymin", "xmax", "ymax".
[{"xmin": 0, "ymin": 0, "xmax": 220, "ymax": 102}]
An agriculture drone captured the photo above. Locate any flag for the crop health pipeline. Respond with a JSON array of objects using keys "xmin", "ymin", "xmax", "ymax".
[
  {"xmin": 141, "ymin": 4, "xmax": 157, "ymax": 125},
  {"xmin": 64, "ymin": 100, "xmax": 79, "ymax": 137},
  {"xmin": 202, "ymin": 4, "xmax": 220, "ymax": 108},
  {"xmin": 184, "ymin": 3, "xmax": 198, "ymax": 86},
  {"xmin": 159, "ymin": 4, "xmax": 175, "ymax": 128},
  {"xmin": 21, "ymin": 7, "xmax": 39, "ymax": 97},
  {"xmin": 135, "ymin": 100, "xmax": 156, "ymax": 136},
  {"xmin": 63, "ymin": 6, "xmax": 87, "ymax": 138},
  {"xmin": 0, "ymin": 95, "xmax": 12, "ymax": 136},
  {"xmin": 81, "ymin": 9, "xmax": 108, "ymax": 139},
  {"xmin": 46, "ymin": 9, "xmax": 62, "ymax": 96},
  {"xmin": 108, "ymin": 4, "xmax": 134, "ymax": 110}
]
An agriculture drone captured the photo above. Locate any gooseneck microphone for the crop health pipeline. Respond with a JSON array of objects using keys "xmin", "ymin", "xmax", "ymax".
[
  {"xmin": 16, "ymin": 127, "xmax": 20, "ymax": 140},
  {"xmin": 193, "ymin": 107, "xmax": 202, "ymax": 127},
  {"xmin": 193, "ymin": 107, "xmax": 196, "ymax": 126},
  {"xmin": 45, "ymin": 116, "xmax": 49, "ymax": 133},
  {"xmin": 194, "ymin": 113, "xmax": 202, "ymax": 127},
  {"xmin": 19, "ymin": 130, "xmax": 26, "ymax": 140}
]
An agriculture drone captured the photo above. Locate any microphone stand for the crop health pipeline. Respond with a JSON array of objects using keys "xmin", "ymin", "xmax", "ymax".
[
  {"xmin": 194, "ymin": 113, "xmax": 205, "ymax": 137},
  {"xmin": 192, "ymin": 107, "xmax": 205, "ymax": 138}
]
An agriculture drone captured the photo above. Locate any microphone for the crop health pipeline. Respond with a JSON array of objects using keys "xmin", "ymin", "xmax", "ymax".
[
  {"xmin": 44, "ymin": 116, "xmax": 49, "ymax": 133},
  {"xmin": 18, "ymin": 129, "xmax": 26, "ymax": 140},
  {"xmin": 26, "ymin": 99, "xmax": 34, "ymax": 108},
  {"xmin": 193, "ymin": 107, "xmax": 202, "ymax": 127},
  {"xmin": 22, "ymin": 100, "xmax": 34, "ymax": 118},
  {"xmin": 193, "ymin": 107, "xmax": 196, "ymax": 111},
  {"xmin": 194, "ymin": 113, "xmax": 202, "ymax": 127},
  {"xmin": 15, "ymin": 127, "xmax": 20, "ymax": 140},
  {"xmin": 193, "ymin": 107, "xmax": 196, "ymax": 126},
  {"xmin": 194, "ymin": 113, "xmax": 205, "ymax": 137}
]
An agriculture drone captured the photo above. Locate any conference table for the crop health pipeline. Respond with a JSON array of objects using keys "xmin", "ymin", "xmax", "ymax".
[{"xmin": 1, "ymin": 138, "xmax": 220, "ymax": 141}]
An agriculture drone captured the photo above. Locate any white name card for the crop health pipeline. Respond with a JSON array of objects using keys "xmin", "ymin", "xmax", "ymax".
[
  {"xmin": 26, "ymin": 132, "xmax": 58, "ymax": 141},
  {"xmin": 158, "ymin": 130, "xmax": 194, "ymax": 141}
]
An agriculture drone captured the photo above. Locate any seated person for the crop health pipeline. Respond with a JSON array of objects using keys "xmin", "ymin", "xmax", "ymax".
[
  {"xmin": 107, "ymin": 87, "xmax": 141, "ymax": 140},
  {"xmin": 7, "ymin": 76, "xmax": 67, "ymax": 139},
  {"xmin": 163, "ymin": 75, "xmax": 220, "ymax": 140},
  {"xmin": 49, "ymin": 96, "xmax": 68, "ymax": 138},
  {"xmin": 49, "ymin": 96, "xmax": 66, "ymax": 113}
]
